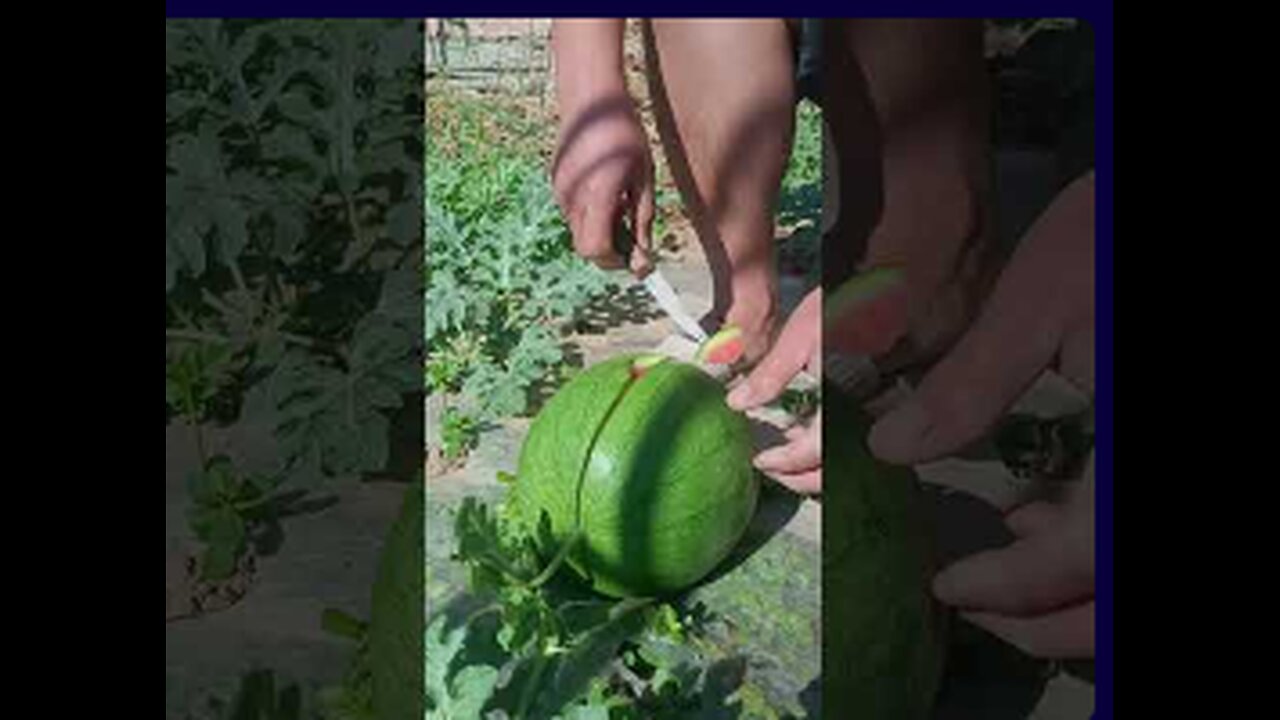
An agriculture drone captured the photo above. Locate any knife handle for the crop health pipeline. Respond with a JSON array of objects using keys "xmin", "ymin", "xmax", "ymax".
[
  {"xmin": 613, "ymin": 218, "xmax": 636, "ymax": 260},
  {"xmin": 612, "ymin": 218, "xmax": 653, "ymax": 278}
]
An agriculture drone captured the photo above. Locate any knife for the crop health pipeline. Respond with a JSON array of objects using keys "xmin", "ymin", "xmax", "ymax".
[{"xmin": 615, "ymin": 222, "xmax": 709, "ymax": 344}]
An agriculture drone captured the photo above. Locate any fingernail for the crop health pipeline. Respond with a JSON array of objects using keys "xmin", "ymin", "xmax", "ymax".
[
  {"xmin": 726, "ymin": 382, "xmax": 753, "ymax": 411},
  {"xmin": 868, "ymin": 401, "xmax": 933, "ymax": 463},
  {"xmin": 931, "ymin": 567, "xmax": 961, "ymax": 604},
  {"xmin": 753, "ymin": 448, "xmax": 784, "ymax": 469}
]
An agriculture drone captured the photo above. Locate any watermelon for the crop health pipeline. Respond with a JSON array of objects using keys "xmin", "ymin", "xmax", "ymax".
[
  {"xmin": 369, "ymin": 481, "xmax": 424, "ymax": 720},
  {"xmin": 512, "ymin": 354, "xmax": 759, "ymax": 598},
  {"xmin": 823, "ymin": 381, "xmax": 947, "ymax": 719}
]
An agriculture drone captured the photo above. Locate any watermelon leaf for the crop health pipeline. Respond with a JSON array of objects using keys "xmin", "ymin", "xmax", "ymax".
[{"xmin": 424, "ymin": 615, "xmax": 500, "ymax": 719}]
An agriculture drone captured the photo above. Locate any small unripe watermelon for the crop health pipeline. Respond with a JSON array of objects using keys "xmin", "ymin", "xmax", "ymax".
[{"xmin": 512, "ymin": 354, "xmax": 759, "ymax": 598}]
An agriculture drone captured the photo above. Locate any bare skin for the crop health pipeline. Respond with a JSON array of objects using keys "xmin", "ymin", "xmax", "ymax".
[
  {"xmin": 641, "ymin": 19, "xmax": 795, "ymax": 363},
  {"xmin": 730, "ymin": 18, "xmax": 996, "ymax": 492},
  {"xmin": 735, "ymin": 171, "xmax": 1098, "ymax": 658},
  {"xmin": 552, "ymin": 19, "xmax": 1097, "ymax": 659},
  {"xmin": 551, "ymin": 21, "xmax": 656, "ymax": 277},
  {"xmin": 551, "ymin": 19, "xmax": 795, "ymax": 364},
  {"xmin": 826, "ymin": 19, "xmax": 997, "ymax": 371}
]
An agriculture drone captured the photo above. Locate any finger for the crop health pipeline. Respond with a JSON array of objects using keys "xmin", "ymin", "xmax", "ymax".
[
  {"xmin": 1057, "ymin": 315, "xmax": 1096, "ymax": 396},
  {"xmin": 726, "ymin": 290, "xmax": 821, "ymax": 410},
  {"xmin": 629, "ymin": 177, "xmax": 657, "ymax": 278},
  {"xmin": 869, "ymin": 176, "xmax": 1095, "ymax": 465},
  {"xmin": 766, "ymin": 468, "xmax": 822, "ymax": 495},
  {"xmin": 962, "ymin": 601, "xmax": 1095, "ymax": 659},
  {"xmin": 867, "ymin": 312, "xmax": 1061, "ymax": 465},
  {"xmin": 578, "ymin": 196, "xmax": 626, "ymax": 270},
  {"xmin": 753, "ymin": 423, "xmax": 820, "ymax": 475},
  {"xmin": 931, "ymin": 529, "xmax": 1093, "ymax": 616},
  {"xmin": 1005, "ymin": 501, "xmax": 1063, "ymax": 538},
  {"xmin": 868, "ymin": 273, "xmax": 1064, "ymax": 467}
]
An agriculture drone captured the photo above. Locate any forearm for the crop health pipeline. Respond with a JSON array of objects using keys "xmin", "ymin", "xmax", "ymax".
[{"xmin": 552, "ymin": 19, "xmax": 628, "ymax": 111}]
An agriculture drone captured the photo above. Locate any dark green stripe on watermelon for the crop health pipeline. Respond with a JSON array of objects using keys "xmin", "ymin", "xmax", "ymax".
[
  {"xmin": 514, "ymin": 355, "xmax": 758, "ymax": 598},
  {"xmin": 823, "ymin": 382, "xmax": 947, "ymax": 719},
  {"xmin": 369, "ymin": 480, "xmax": 425, "ymax": 720}
]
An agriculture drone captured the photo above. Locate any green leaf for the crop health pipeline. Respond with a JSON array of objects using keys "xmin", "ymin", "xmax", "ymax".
[
  {"xmin": 384, "ymin": 200, "xmax": 419, "ymax": 249},
  {"xmin": 200, "ymin": 537, "xmax": 240, "ymax": 581},
  {"xmin": 208, "ymin": 506, "xmax": 247, "ymax": 548},
  {"xmin": 559, "ymin": 703, "xmax": 610, "ymax": 720},
  {"xmin": 422, "ymin": 612, "xmax": 499, "ymax": 720},
  {"xmin": 245, "ymin": 341, "xmax": 409, "ymax": 481},
  {"xmin": 186, "ymin": 467, "xmax": 217, "ymax": 504},
  {"xmin": 444, "ymin": 665, "xmax": 499, "ymax": 720},
  {"xmin": 538, "ymin": 601, "xmax": 650, "ymax": 713},
  {"xmin": 167, "ymin": 125, "xmax": 259, "ymax": 278}
]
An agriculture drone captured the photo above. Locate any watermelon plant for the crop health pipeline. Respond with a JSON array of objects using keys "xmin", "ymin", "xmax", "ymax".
[
  {"xmin": 166, "ymin": 19, "xmax": 423, "ymax": 573},
  {"xmin": 365, "ymin": 353, "xmax": 798, "ymax": 717},
  {"xmin": 425, "ymin": 85, "xmax": 615, "ymax": 461},
  {"xmin": 407, "ymin": 492, "xmax": 793, "ymax": 719}
]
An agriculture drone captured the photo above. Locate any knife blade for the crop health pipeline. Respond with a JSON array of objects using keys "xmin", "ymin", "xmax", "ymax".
[
  {"xmin": 643, "ymin": 268, "xmax": 709, "ymax": 343},
  {"xmin": 614, "ymin": 220, "xmax": 708, "ymax": 343}
]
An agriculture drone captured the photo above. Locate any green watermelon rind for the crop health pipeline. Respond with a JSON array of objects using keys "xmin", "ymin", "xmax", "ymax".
[
  {"xmin": 514, "ymin": 355, "xmax": 758, "ymax": 598},
  {"xmin": 368, "ymin": 481, "xmax": 425, "ymax": 720},
  {"xmin": 823, "ymin": 382, "xmax": 947, "ymax": 720}
]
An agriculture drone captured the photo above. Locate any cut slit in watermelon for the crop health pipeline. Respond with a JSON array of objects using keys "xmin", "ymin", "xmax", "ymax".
[{"xmin": 630, "ymin": 354, "xmax": 669, "ymax": 377}]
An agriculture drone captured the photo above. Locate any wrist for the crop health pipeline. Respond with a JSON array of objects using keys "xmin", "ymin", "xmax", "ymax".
[{"xmin": 552, "ymin": 20, "xmax": 629, "ymax": 113}]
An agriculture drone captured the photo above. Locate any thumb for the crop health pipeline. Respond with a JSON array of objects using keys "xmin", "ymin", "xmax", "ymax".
[
  {"xmin": 868, "ymin": 264, "xmax": 1067, "ymax": 466},
  {"xmin": 726, "ymin": 290, "xmax": 820, "ymax": 411}
]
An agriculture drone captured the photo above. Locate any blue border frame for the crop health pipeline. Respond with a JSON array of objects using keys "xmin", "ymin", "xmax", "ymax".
[
  {"xmin": 165, "ymin": 6, "xmax": 1114, "ymax": 718},
  {"xmin": 1091, "ymin": 10, "xmax": 1113, "ymax": 720}
]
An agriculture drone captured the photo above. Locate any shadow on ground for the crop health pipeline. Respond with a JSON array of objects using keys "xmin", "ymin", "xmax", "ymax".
[
  {"xmin": 574, "ymin": 283, "xmax": 665, "ymax": 334},
  {"xmin": 523, "ymin": 341, "xmax": 588, "ymax": 418},
  {"xmin": 697, "ymin": 476, "xmax": 804, "ymax": 590},
  {"xmin": 249, "ymin": 490, "xmax": 341, "ymax": 556}
]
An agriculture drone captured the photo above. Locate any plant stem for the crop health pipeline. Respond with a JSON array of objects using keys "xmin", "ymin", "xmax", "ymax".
[
  {"xmin": 229, "ymin": 257, "xmax": 251, "ymax": 298},
  {"xmin": 476, "ymin": 551, "xmax": 529, "ymax": 587},
  {"xmin": 527, "ymin": 532, "xmax": 581, "ymax": 589},
  {"xmin": 202, "ymin": 289, "xmax": 238, "ymax": 316},
  {"xmin": 464, "ymin": 602, "xmax": 503, "ymax": 627},
  {"xmin": 515, "ymin": 637, "xmax": 551, "ymax": 720}
]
